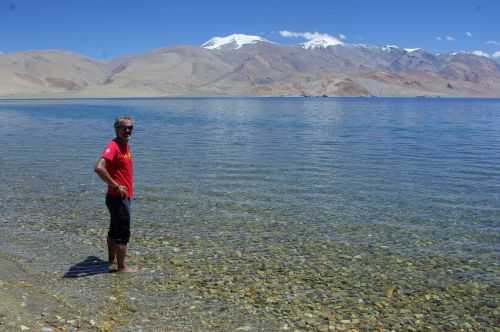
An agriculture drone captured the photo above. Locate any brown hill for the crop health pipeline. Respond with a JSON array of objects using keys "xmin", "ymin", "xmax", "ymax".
[{"xmin": 1, "ymin": 44, "xmax": 499, "ymax": 98}]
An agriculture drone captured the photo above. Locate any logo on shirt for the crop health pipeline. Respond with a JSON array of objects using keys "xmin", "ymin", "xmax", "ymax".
[{"xmin": 123, "ymin": 152, "xmax": 132, "ymax": 160}]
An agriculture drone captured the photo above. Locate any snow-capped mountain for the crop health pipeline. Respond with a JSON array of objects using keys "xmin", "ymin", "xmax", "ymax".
[
  {"xmin": 202, "ymin": 33, "xmax": 344, "ymax": 50},
  {"xmin": 2, "ymin": 34, "xmax": 500, "ymax": 98},
  {"xmin": 202, "ymin": 34, "xmax": 270, "ymax": 50},
  {"xmin": 301, "ymin": 35, "xmax": 344, "ymax": 50}
]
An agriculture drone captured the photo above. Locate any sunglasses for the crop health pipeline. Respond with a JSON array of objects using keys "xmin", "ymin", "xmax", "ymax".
[{"xmin": 118, "ymin": 125, "xmax": 134, "ymax": 131}]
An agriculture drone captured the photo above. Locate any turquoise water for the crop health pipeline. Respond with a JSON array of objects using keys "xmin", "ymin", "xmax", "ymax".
[{"xmin": 1, "ymin": 97, "xmax": 499, "ymax": 329}]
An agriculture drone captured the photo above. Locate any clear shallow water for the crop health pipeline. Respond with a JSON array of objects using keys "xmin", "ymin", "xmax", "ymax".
[
  {"xmin": 2, "ymin": 98, "xmax": 499, "ymax": 255},
  {"xmin": 1, "ymin": 98, "xmax": 499, "ymax": 330}
]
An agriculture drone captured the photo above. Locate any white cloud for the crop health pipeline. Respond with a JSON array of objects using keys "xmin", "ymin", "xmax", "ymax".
[
  {"xmin": 472, "ymin": 50, "xmax": 490, "ymax": 58},
  {"xmin": 279, "ymin": 30, "xmax": 343, "ymax": 43},
  {"xmin": 493, "ymin": 51, "xmax": 500, "ymax": 58},
  {"xmin": 486, "ymin": 40, "xmax": 500, "ymax": 46},
  {"xmin": 339, "ymin": 34, "xmax": 346, "ymax": 40},
  {"xmin": 446, "ymin": 36, "xmax": 455, "ymax": 41},
  {"xmin": 466, "ymin": 32, "xmax": 472, "ymax": 37},
  {"xmin": 280, "ymin": 30, "xmax": 301, "ymax": 38},
  {"xmin": 436, "ymin": 36, "xmax": 442, "ymax": 41}
]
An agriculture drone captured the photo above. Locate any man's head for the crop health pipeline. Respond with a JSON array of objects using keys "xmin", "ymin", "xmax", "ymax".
[{"xmin": 114, "ymin": 116, "xmax": 134, "ymax": 142}]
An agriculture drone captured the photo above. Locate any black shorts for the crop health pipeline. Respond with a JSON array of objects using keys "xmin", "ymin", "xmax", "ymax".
[{"xmin": 105, "ymin": 195, "xmax": 131, "ymax": 245}]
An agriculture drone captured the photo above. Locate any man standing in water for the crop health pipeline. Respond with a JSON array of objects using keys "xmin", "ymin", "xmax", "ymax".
[{"xmin": 94, "ymin": 116, "xmax": 137, "ymax": 273}]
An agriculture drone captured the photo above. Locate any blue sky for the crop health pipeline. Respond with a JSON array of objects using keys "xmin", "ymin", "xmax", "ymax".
[{"xmin": 1, "ymin": 0, "xmax": 499, "ymax": 59}]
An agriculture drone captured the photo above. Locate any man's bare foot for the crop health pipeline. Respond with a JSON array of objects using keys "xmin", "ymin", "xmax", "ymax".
[
  {"xmin": 108, "ymin": 262, "xmax": 118, "ymax": 272},
  {"xmin": 117, "ymin": 266, "xmax": 138, "ymax": 273}
]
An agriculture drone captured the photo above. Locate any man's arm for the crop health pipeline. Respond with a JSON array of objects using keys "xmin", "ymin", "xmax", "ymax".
[{"xmin": 94, "ymin": 157, "xmax": 128, "ymax": 197}]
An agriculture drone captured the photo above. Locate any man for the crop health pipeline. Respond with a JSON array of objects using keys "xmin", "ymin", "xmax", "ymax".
[{"xmin": 94, "ymin": 116, "xmax": 137, "ymax": 273}]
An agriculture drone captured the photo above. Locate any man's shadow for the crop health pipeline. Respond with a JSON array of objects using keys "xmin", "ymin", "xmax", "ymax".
[{"xmin": 64, "ymin": 256, "xmax": 110, "ymax": 278}]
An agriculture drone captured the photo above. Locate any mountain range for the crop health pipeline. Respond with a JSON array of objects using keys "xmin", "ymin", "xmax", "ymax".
[{"xmin": 1, "ymin": 34, "xmax": 500, "ymax": 98}]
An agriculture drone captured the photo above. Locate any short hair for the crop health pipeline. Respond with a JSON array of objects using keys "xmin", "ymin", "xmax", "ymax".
[{"xmin": 114, "ymin": 116, "xmax": 134, "ymax": 129}]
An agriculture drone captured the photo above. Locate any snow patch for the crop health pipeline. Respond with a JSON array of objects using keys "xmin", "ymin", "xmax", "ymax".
[
  {"xmin": 382, "ymin": 45, "xmax": 401, "ymax": 52},
  {"xmin": 471, "ymin": 50, "xmax": 491, "ymax": 58},
  {"xmin": 302, "ymin": 35, "xmax": 344, "ymax": 49},
  {"xmin": 202, "ymin": 34, "xmax": 269, "ymax": 50},
  {"xmin": 451, "ymin": 50, "xmax": 494, "ymax": 58},
  {"xmin": 404, "ymin": 48, "xmax": 422, "ymax": 53}
]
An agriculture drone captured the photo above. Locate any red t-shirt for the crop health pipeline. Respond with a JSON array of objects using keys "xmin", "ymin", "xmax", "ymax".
[{"xmin": 101, "ymin": 139, "xmax": 134, "ymax": 198}]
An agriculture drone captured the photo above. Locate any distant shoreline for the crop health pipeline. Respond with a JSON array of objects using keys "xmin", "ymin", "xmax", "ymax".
[{"xmin": 2, "ymin": 95, "xmax": 500, "ymax": 102}]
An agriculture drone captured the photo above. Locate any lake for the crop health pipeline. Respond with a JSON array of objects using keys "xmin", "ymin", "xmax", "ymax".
[{"xmin": 0, "ymin": 97, "xmax": 499, "ymax": 331}]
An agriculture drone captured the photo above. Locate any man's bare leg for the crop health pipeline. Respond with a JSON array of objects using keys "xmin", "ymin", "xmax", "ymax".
[
  {"xmin": 107, "ymin": 236, "xmax": 117, "ymax": 267},
  {"xmin": 116, "ymin": 243, "xmax": 137, "ymax": 273}
]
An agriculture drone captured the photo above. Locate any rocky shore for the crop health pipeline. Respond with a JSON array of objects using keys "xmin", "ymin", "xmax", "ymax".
[{"xmin": 1, "ymin": 214, "xmax": 498, "ymax": 332}]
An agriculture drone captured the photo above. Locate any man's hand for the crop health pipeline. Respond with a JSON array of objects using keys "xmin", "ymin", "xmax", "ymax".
[{"xmin": 117, "ymin": 185, "xmax": 128, "ymax": 198}]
